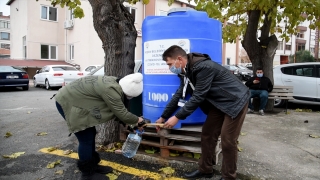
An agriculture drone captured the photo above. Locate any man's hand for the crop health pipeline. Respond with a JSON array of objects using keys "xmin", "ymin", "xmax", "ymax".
[
  {"xmin": 253, "ymin": 80, "xmax": 260, "ymax": 84},
  {"xmin": 155, "ymin": 117, "xmax": 166, "ymax": 131},
  {"xmin": 164, "ymin": 116, "xmax": 179, "ymax": 129}
]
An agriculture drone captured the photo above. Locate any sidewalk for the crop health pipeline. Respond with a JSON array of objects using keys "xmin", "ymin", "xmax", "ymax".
[{"xmin": 135, "ymin": 109, "xmax": 320, "ymax": 180}]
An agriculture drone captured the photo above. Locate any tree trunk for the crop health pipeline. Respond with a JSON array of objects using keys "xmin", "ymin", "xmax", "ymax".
[
  {"xmin": 243, "ymin": 10, "xmax": 278, "ymax": 112},
  {"xmin": 88, "ymin": 0, "xmax": 137, "ymax": 145}
]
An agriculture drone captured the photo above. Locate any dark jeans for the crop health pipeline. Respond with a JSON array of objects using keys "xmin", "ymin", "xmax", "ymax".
[
  {"xmin": 55, "ymin": 101, "xmax": 96, "ymax": 161},
  {"xmin": 248, "ymin": 89, "xmax": 268, "ymax": 110},
  {"xmin": 198, "ymin": 103, "xmax": 248, "ymax": 180}
]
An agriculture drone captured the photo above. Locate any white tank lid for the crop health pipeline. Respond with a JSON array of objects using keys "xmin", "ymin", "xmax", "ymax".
[{"xmin": 168, "ymin": 7, "xmax": 195, "ymax": 15}]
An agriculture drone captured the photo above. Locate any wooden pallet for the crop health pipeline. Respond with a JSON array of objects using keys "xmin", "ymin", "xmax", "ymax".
[{"xmin": 120, "ymin": 125, "xmax": 222, "ymax": 163}]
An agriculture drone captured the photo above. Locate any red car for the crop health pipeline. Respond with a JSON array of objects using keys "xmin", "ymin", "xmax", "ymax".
[{"xmin": 0, "ymin": 66, "xmax": 29, "ymax": 90}]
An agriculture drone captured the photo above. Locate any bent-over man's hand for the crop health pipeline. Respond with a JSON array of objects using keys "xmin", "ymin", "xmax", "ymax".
[
  {"xmin": 155, "ymin": 117, "xmax": 166, "ymax": 131},
  {"xmin": 164, "ymin": 116, "xmax": 179, "ymax": 129}
]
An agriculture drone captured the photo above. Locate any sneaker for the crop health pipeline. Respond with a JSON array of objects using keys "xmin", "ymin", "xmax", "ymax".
[
  {"xmin": 259, "ymin": 110, "xmax": 265, "ymax": 116},
  {"xmin": 247, "ymin": 108, "xmax": 254, "ymax": 114}
]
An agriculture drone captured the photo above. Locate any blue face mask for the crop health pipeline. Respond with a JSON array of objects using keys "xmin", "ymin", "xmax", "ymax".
[
  {"xmin": 257, "ymin": 73, "xmax": 263, "ymax": 78},
  {"xmin": 169, "ymin": 60, "xmax": 182, "ymax": 74}
]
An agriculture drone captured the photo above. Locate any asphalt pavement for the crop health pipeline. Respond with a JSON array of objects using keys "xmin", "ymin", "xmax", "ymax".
[{"xmin": 0, "ymin": 85, "xmax": 320, "ymax": 180}]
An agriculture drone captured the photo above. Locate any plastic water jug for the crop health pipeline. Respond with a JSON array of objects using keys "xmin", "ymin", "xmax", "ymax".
[{"xmin": 122, "ymin": 133, "xmax": 141, "ymax": 158}]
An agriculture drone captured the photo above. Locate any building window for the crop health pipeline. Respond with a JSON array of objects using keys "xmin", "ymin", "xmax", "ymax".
[
  {"xmin": 159, "ymin": 10, "xmax": 168, "ymax": 16},
  {"xmin": 23, "ymin": 36, "xmax": 27, "ymax": 58},
  {"xmin": 310, "ymin": 47, "xmax": 315, "ymax": 53},
  {"xmin": 126, "ymin": 6, "xmax": 136, "ymax": 22},
  {"xmin": 277, "ymin": 41, "xmax": 283, "ymax": 50},
  {"xmin": 0, "ymin": 20, "xmax": 10, "ymax": 29},
  {"xmin": 296, "ymin": 33, "xmax": 304, "ymax": 38},
  {"xmin": 69, "ymin": 45, "xmax": 74, "ymax": 60},
  {"xmin": 0, "ymin": 43, "xmax": 10, "ymax": 49},
  {"xmin": 41, "ymin": 44, "xmax": 57, "ymax": 59},
  {"xmin": 0, "ymin": 32, "xmax": 10, "ymax": 40},
  {"xmin": 227, "ymin": 58, "xmax": 230, "ymax": 65},
  {"xmin": 41, "ymin": 5, "xmax": 57, "ymax": 21},
  {"xmin": 297, "ymin": 43, "xmax": 305, "ymax": 51},
  {"xmin": 285, "ymin": 45, "xmax": 291, "ymax": 51}
]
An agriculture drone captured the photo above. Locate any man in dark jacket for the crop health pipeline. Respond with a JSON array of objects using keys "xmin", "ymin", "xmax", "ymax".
[
  {"xmin": 245, "ymin": 68, "xmax": 273, "ymax": 116},
  {"xmin": 155, "ymin": 45, "xmax": 250, "ymax": 180}
]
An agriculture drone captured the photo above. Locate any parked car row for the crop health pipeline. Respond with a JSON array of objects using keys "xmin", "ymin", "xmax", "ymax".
[
  {"xmin": 222, "ymin": 65, "xmax": 253, "ymax": 81},
  {"xmin": 0, "ymin": 66, "xmax": 29, "ymax": 90},
  {"xmin": 3, "ymin": 61, "xmax": 320, "ymax": 109},
  {"xmin": 33, "ymin": 65, "xmax": 83, "ymax": 90}
]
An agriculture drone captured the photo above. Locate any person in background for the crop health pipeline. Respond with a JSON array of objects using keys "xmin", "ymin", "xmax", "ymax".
[
  {"xmin": 155, "ymin": 45, "xmax": 250, "ymax": 180},
  {"xmin": 54, "ymin": 73, "xmax": 144, "ymax": 180},
  {"xmin": 245, "ymin": 68, "xmax": 273, "ymax": 116}
]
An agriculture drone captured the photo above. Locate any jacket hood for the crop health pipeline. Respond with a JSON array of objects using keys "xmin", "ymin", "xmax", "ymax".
[{"xmin": 187, "ymin": 53, "xmax": 211, "ymax": 69}]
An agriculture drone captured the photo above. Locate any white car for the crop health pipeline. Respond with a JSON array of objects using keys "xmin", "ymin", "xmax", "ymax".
[
  {"xmin": 82, "ymin": 65, "xmax": 101, "ymax": 76},
  {"xmin": 273, "ymin": 62, "xmax": 320, "ymax": 107},
  {"xmin": 33, "ymin": 65, "xmax": 83, "ymax": 90}
]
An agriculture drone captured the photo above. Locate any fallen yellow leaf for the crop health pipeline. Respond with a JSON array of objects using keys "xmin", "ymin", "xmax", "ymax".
[
  {"xmin": 47, "ymin": 147, "xmax": 58, "ymax": 152},
  {"xmin": 240, "ymin": 132, "xmax": 247, "ymax": 136},
  {"xmin": 46, "ymin": 160, "xmax": 61, "ymax": 169},
  {"xmin": 106, "ymin": 147, "xmax": 116, "ymax": 152},
  {"xmin": 63, "ymin": 150, "xmax": 73, "ymax": 155},
  {"xmin": 106, "ymin": 173, "xmax": 118, "ymax": 180},
  {"xmin": 27, "ymin": 111, "xmax": 32, "ymax": 114},
  {"xmin": 169, "ymin": 152, "xmax": 179, "ymax": 157},
  {"xmin": 193, "ymin": 153, "xmax": 201, "ymax": 159},
  {"xmin": 2, "ymin": 152, "xmax": 25, "ymax": 159},
  {"xmin": 309, "ymin": 134, "xmax": 320, "ymax": 138},
  {"xmin": 159, "ymin": 167, "xmax": 175, "ymax": 176},
  {"xmin": 55, "ymin": 170, "xmax": 64, "ymax": 175},
  {"xmin": 237, "ymin": 146, "xmax": 243, "ymax": 152},
  {"xmin": 36, "ymin": 132, "xmax": 48, "ymax": 136},
  {"xmin": 4, "ymin": 132, "xmax": 12, "ymax": 138}
]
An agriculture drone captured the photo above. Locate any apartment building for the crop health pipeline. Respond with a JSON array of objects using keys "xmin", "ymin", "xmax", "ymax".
[
  {"xmin": 5, "ymin": 0, "xmax": 239, "ymax": 74},
  {"xmin": 0, "ymin": 12, "xmax": 10, "ymax": 58},
  {"xmin": 274, "ymin": 20, "xmax": 320, "ymax": 65}
]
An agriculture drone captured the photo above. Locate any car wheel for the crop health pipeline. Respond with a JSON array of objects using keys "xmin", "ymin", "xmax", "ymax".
[
  {"xmin": 45, "ymin": 79, "xmax": 51, "ymax": 90},
  {"xmin": 33, "ymin": 78, "xmax": 39, "ymax": 87},
  {"xmin": 22, "ymin": 85, "xmax": 29, "ymax": 91},
  {"xmin": 274, "ymin": 98, "xmax": 285, "ymax": 107}
]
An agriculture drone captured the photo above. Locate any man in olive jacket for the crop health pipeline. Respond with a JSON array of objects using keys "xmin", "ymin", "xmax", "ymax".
[
  {"xmin": 55, "ymin": 73, "xmax": 144, "ymax": 180},
  {"xmin": 156, "ymin": 45, "xmax": 250, "ymax": 180}
]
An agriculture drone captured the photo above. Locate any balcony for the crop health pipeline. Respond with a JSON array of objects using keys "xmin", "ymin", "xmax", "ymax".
[
  {"xmin": 296, "ymin": 39, "xmax": 306, "ymax": 44},
  {"xmin": 297, "ymin": 26, "xmax": 307, "ymax": 32}
]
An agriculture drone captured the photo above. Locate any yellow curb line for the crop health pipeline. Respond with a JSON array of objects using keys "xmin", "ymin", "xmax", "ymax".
[{"xmin": 39, "ymin": 148, "xmax": 185, "ymax": 180}]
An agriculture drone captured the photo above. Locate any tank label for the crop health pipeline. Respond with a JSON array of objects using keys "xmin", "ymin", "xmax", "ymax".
[{"xmin": 144, "ymin": 39, "xmax": 190, "ymax": 74}]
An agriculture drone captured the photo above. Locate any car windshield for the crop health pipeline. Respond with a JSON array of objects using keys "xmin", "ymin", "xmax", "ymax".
[
  {"xmin": 52, "ymin": 66, "xmax": 78, "ymax": 71},
  {"xmin": 0, "ymin": 66, "xmax": 24, "ymax": 72},
  {"xmin": 88, "ymin": 65, "xmax": 104, "ymax": 75},
  {"xmin": 229, "ymin": 66, "xmax": 238, "ymax": 70}
]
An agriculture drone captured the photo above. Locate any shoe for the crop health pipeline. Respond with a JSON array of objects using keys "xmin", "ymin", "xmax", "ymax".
[
  {"xmin": 259, "ymin": 109, "xmax": 265, "ymax": 116},
  {"xmin": 93, "ymin": 152, "xmax": 113, "ymax": 174},
  {"xmin": 77, "ymin": 159, "xmax": 109, "ymax": 180},
  {"xmin": 184, "ymin": 170, "xmax": 213, "ymax": 179},
  {"xmin": 247, "ymin": 108, "xmax": 254, "ymax": 114},
  {"xmin": 95, "ymin": 165, "xmax": 113, "ymax": 174}
]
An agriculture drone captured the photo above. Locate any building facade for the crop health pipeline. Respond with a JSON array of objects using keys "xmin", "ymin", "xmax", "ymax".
[
  {"xmin": 0, "ymin": 12, "xmax": 10, "ymax": 58},
  {"xmin": 6, "ymin": 0, "xmax": 237, "ymax": 71},
  {"xmin": 274, "ymin": 20, "xmax": 320, "ymax": 65}
]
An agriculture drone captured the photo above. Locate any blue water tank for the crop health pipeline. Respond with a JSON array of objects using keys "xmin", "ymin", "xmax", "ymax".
[{"xmin": 142, "ymin": 8, "xmax": 222, "ymax": 128}]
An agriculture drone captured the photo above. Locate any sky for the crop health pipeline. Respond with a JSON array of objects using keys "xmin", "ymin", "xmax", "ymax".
[{"xmin": 0, "ymin": 0, "xmax": 10, "ymax": 16}]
